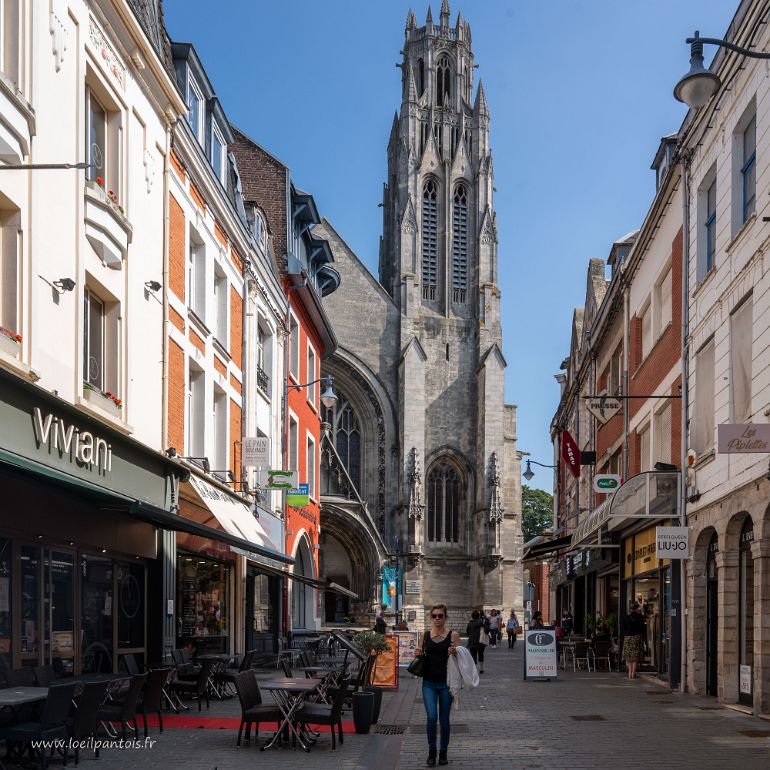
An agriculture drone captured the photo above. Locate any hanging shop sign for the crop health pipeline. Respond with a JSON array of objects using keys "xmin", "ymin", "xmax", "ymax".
[
  {"xmin": 594, "ymin": 474, "xmax": 621, "ymax": 493},
  {"xmin": 561, "ymin": 431, "xmax": 580, "ymax": 478},
  {"xmin": 655, "ymin": 526, "xmax": 689, "ymax": 560},
  {"xmin": 286, "ymin": 483, "xmax": 309, "ymax": 507},
  {"xmin": 523, "ymin": 627, "xmax": 558, "ymax": 680},
  {"xmin": 717, "ymin": 424, "xmax": 770, "ymax": 453},
  {"xmin": 586, "ymin": 396, "xmax": 622, "ymax": 424},
  {"xmin": 260, "ymin": 469, "xmax": 298, "ymax": 490},
  {"xmin": 243, "ymin": 437, "xmax": 270, "ymax": 468}
]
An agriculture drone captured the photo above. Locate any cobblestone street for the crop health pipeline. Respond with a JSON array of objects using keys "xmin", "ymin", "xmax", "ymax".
[{"xmin": 79, "ymin": 643, "xmax": 770, "ymax": 770}]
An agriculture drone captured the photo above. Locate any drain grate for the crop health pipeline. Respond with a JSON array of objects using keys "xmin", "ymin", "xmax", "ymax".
[
  {"xmin": 645, "ymin": 690, "xmax": 671, "ymax": 695},
  {"xmin": 653, "ymin": 700, "xmax": 674, "ymax": 704},
  {"xmin": 696, "ymin": 706, "xmax": 720, "ymax": 710},
  {"xmin": 569, "ymin": 715, "xmax": 606, "ymax": 721},
  {"xmin": 739, "ymin": 730, "xmax": 770, "ymax": 738},
  {"xmin": 374, "ymin": 724, "xmax": 407, "ymax": 735},
  {"xmin": 408, "ymin": 724, "xmax": 469, "ymax": 734}
]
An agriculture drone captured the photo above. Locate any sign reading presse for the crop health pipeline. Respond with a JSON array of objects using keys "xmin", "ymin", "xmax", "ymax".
[{"xmin": 655, "ymin": 526, "xmax": 689, "ymax": 559}]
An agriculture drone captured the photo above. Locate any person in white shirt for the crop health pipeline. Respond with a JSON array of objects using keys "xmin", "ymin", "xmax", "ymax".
[
  {"xmin": 488, "ymin": 609, "xmax": 500, "ymax": 647},
  {"xmin": 506, "ymin": 611, "xmax": 520, "ymax": 649}
]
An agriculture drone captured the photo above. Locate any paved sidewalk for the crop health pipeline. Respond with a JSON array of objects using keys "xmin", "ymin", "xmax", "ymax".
[{"xmin": 397, "ymin": 642, "xmax": 770, "ymax": 769}]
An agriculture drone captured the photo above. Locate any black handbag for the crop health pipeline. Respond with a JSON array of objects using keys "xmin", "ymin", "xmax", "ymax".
[{"xmin": 407, "ymin": 633, "xmax": 429, "ymax": 677}]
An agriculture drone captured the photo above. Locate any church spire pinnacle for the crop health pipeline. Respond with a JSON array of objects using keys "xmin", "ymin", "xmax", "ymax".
[
  {"xmin": 440, "ymin": 0, "xmax": 450, "ymax": 26},
  {"xmin": 405, "ymin": 8, "xmax": 416, "ymax": 30},
  {"xmin": 474, "ymin": 79, "xmax": 489, "ymax": 117},
  {"xmin": 426, "ymin": 5, "xmax": 433, "ymax": 25},
  {"xmin": 406, "ymin": 63, "xmax": 418, "ymax": 103}
]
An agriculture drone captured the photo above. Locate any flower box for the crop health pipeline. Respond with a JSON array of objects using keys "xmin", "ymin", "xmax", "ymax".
[
  {"xmin": 83, "ymin": 385, "xmax": 121, "ymax": 417},
  {"xmin": 0, "ymin": 331, "xmax": 21, "ymax": 358}
]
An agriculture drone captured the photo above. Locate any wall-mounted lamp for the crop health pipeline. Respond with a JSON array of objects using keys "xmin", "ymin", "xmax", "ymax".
[
  {"xmin": 52, "ymin": 278, "xmax": 76, "ymax": 293},
  {"xmin": 184, "ymin": 456, "xmax": 211, "ymax": 474},
  {"xmin": 165, "ymin": 447, "xmax": 178, "ymax": 458},
  {"xmin": 145, "ymin": 280, "xmax": 162, "ymax": 292}
]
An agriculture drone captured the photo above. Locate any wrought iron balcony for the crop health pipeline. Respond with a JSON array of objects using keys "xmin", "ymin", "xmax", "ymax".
[{"xmin": 257, "ymin": 365, "xmax": 269, "ymax": 396}]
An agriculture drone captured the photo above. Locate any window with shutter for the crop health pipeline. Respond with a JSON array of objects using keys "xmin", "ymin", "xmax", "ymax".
[
  {"xmin": 452, "ymin": 185, "xmax": 468, "ymax": 303},
  {"xmin": 731, "ymin": 297, "xmax": 753, "ymax": 423},
  {"xmin": 421, "ymin": 179, "xmax": 438, "ymax": 301}
]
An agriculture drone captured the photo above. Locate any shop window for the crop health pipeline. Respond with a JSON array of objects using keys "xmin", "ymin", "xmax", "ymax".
[
  {"xmin": 730, "ymin": 296, "xmax": 753, "ymax": 423},
  {"xmin": 187, "ymin": 364, "xmax": 205, "ymax": 457},
  {"xmin": 738, "ymin": 518, "xmax": 754, "ymax": 705},
  {"xmin": 116, "ymin": 561, "xmax": 144, "ymax": 651},
  {"xmin": 0, "ymin": 538, "xmax": 11, "ymax": 665},
  {"xmin": 248, "ymin": 571, "xmax": 275, "ymax": 635},
  {"xmin": 307, "ymin": 345, "xmax": 317, "ymax": 408},
  {"xmin": 307, "ymin": 434, "xmax": 316, "ymax": 499},
  {"xmin": 177, "ymin": 555, "xmax": 231, "ymax": 654},
  {"xmin": 80, "ymin": 555, "xmax": 113, "ymax": 673},
  {"xmin": 426, "ymin": 459, "xmax": 463, "ymax": 543},
  {"xmin": 0, "ymin": 205, "xmax": 20, "ymax": 339},
  {"xmin": 291, "ymin": 540, "xmax": 313, "ymax": 630},
  {"xmin": 188, "ymin": 227, "xmax": 206, "ymax": 320},
  {"xmin": 693, "ymin": 340, "xmax": 715, "ymax": 454}
]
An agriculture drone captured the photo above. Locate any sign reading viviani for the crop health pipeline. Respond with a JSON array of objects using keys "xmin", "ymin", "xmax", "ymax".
[
  {"xmin": 523, "ymin": 628, "xmax": 558, "ymax": 681},
  {"xmin": 593, "ymin": 474, "xmax": 621, "ymax": 493},
  {"xmin": 655, "ymin": 526, "xmax": 689, "ymax": 560},
  {"xmin": 717, "ymin": 424, "xmax": 770, "ymax": 453}
]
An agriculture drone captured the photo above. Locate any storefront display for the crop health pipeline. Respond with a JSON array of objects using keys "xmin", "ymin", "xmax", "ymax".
[{"xmin": 177, "ymin": 555, "xmax": 231, "ymax": 655}]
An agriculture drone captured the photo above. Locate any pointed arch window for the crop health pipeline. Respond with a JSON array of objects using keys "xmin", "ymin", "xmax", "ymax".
[
  {"xmin": 436, "ymin": 56, "xmax": 451, "ymax": 107},
  {"xmin": 417, "ymin": 58, "xmax": 425, "ymax": 96},
  {"xmin": 322, "ymin": 396, "xmax": 361, "ymax": 492},
  {"xmin": 427, "ymin": 460, "xmax": 462, "ymax": 543},
  {"xmin": 452, "ymin": 185, "xmax": 468, "ymax": 303},
  {"xmin": 421, "ymin": 179, "xmax": 438, "ymax": 301}
]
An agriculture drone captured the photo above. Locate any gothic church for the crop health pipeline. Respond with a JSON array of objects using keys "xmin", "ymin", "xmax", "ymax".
[{"xmin": 316, "ymin": 2, "xmax": 522, "ymax": 628}]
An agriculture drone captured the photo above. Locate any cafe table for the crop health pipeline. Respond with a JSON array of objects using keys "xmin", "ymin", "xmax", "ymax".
[
  {"xmin": 0, "ymin": 688, "xmax": 50, "ymax": 770},
  {"xmin": 260, "ymin": 677, "xmax": 323, "ymax": 752}
]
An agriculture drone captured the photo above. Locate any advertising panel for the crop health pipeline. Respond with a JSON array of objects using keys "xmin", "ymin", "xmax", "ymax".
[
  {"xmin": 370, "ymin": 634, "xmax": 399, "ymax": 689},
  {"xmin": 524, "ymin": 627, "xmax": 558, "ymax": 680}
]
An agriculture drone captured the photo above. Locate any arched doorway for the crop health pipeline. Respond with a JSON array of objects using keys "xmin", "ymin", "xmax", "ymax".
[
  {"xmin": 738, "ymin": 517, "xmax": 754, "ymax": 706},
  {"xmin": 706, "ymin": 532, "xmax": 719, "ymax": 697},
  {"xmin": 291, "ymin": 536, "xmax": 315, "ymax": 631}
]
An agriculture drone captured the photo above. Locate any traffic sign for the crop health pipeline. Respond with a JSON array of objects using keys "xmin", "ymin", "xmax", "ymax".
[
  {"xmin": 587, "ymin": 396, "xmax": 622, "ymax": 424},
  {"xmin": 593, "ymin": 474, "xmax": 621, "ymax": 493}
]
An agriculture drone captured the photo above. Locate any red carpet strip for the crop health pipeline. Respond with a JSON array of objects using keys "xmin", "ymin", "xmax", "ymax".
[{"xmin": 140, "ymin": 714, "xmax": 356, "ymax": 733}]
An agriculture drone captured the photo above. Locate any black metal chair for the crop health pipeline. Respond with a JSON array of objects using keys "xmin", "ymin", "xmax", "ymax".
[
  {"xmin": 233, "ymin": 670, "xmax": 282, "ymax": 747},
  {"xmin": 0, "ymin": 681, "xmax": 76, "ymax": 769},
  {"xmin": 8, "ymin": 667, "xmax": 36, "ymax": 686},
  {"xmin": 121, "ymin": 654, "xmax": 141, "ymax": 676},
  {"xmin": 136, "ymin": 668, "xmax": 170, "ymax": 738},
  {"xmin": 280, "ymin": 658, "xmax": 294, "ymax": 678},
  {"xmin": 170, "ymin": 658, "xmax": 215, "ymax": 711},
  {"xmin": 295, "ymin": 677, "xmax": 350, "ymax": 751},
  {"xmin": 96, "ymin": 672, "xmax": 147, "ymax": 741},
  {"xmin": 33, "ymin": 666, "xmax": 56, "ymax": 687},
  {"xmin": 67, "ymin": 681, "xmax": 109, "ymax": 765},
  {"xmin": 216, "ymin": 651, "xmax": 254, "ymax": 696}
]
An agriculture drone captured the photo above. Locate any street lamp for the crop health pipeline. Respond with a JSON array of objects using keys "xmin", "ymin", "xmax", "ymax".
[
  {"xmin": 523, "ymin": 459, "xmax": 555, "ymax": 482},
  {"xmin": 285, "ymin": 375, "xmax": 337, "ymax": 410},
  {"xmin": 674, "ymin": 30, "xmax": 770, "ymax": 109}
]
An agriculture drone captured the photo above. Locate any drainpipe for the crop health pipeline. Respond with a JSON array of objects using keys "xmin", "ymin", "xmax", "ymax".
[
  {"xmin": 679, "ymin": 154, "xmax": 691, "ymax": 695},
  {"xmin": 161, "ymin": 123, "xmax": 172, "ymax": 450},
  {"xmin": 623, "ymin": 287, "xmax": 630, "ymax": 482}
]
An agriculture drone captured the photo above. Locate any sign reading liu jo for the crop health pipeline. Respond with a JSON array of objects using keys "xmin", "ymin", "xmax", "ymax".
[
  {"xmin": 655, "ymin": 526, "xmax": 689, "ymax": 560},
  {"xmin": 718, "ymin": 424, "xmax": 770, "ymax": 454},
  {"xmin": 593, "ymin": 474, "xmax": 621, "ymax": 493}
]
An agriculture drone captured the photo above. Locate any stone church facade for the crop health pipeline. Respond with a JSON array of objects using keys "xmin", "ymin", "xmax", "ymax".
[{"xmin": 316, "ymin": 2, "xmax": 522, "ymax": 629}]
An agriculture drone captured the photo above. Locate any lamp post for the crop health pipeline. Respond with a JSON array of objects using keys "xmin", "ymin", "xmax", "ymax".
[
  {"xmin": 674, "ymin": 30, "xmax": 770, "ymax": 109},
  {"xmin": 522, "ymin": 459, "xmax": 556, "ymax": 482}
]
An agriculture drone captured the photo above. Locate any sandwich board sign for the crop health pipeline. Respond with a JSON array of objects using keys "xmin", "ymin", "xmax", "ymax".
[{"xmin": 523, "ymin": 627, "xmax": 558, "ymax": 681}]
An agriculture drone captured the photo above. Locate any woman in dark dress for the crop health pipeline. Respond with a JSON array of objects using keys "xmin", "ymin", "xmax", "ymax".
[
  {"xmin": 466, "ymin": 610, "xmax": 487, "ymax": 674},
  {"xmin": 415, "ymin": 604, "xmax": 461, "ymax": 767},
  {"xmin": 622, "ymin": 602, "xmax": 646, "ymax": 679}
]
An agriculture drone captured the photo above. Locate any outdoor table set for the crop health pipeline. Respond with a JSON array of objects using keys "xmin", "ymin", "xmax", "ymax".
[{"xmin": 260, "ymin": 677, "xmax": 323, "ymax": 752}]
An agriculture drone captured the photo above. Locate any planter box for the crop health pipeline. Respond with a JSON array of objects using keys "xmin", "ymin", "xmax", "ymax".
[
  {"xmin": 83, "ymin": 387, "xmax": 121, "ymax": 417},
  {"xmin": 0, "ymin": 334, "xmax": 21, "ymax": 358}
]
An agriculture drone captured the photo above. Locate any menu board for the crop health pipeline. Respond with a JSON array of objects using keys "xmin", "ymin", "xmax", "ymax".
[
  {"xmin": 394, "ymin": 631, "xmax": 419, "ymax": 667},
  {"xmin": 370, "ymin": 633, "xmax": 399, "ymax": 689}
]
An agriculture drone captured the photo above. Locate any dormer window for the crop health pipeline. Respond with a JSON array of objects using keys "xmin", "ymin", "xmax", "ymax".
[
  {"xmin": 187, "ymin": 77, "xmax": 203, "ymax": 142},
  {"xmin": 211, "ymin": 124, "xmax": 226, "ymax": 182}
]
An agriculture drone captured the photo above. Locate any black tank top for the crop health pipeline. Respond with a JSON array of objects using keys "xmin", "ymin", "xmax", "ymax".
[{"xmin": 423, "ymin": 630, "xmax": 453, "ymax": 683}]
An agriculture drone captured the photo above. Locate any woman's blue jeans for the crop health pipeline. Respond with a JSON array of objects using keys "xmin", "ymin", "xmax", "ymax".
[{"xmin": 422, "ymin": 680, "xmax": 452, "ymax": 752}]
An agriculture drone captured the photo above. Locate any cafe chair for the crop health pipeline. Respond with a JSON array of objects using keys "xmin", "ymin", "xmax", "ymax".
[
  {"xmin": 0, "ymin": 681, "xmax": 76, "ymax": 769},
  {"xmin": 216, "ymin": 651, "xmax": 254, "ymax": 697},
  {"xmin": 170, "ymin": 657, "xmax": 215, "ymax": 712},
  {"xmin": 33, "ymin": 666, "xmax": 57, "ymax": 687},
  {"xmin": 276, "ymin": 637, "xmax": 294, "ymax": 669},
  {"xmin": 96, "ymin": 672, "xmax": 147, "ymax": 741},
  {"xmin": 295, "ymin": 677, "xmax": 351, "ymax": 751},
  {"xmin": 591, "ymin": 641, "xmax": 612, "ymax": 672},
  {"xmin": 8, "ymin": 668, "xmax": 36, "ymax": 687},
  {"xmin": 121, "ymin": 654, "xmax": 142, "ymax": 677},
  {"xmin": 280, "ymin": 659, "xmax": 294, "ymax": 678},
  {"xmin": 137, "ymin": 668, "xmax": 170, "ymax": 738},
  {"xmin": 573, "ymin": 641, "xmax": 593, "ymax": 672},
  {"xmin": 233, "ymin": 671, "xmax": 282, "ymax": 747},
  {"xmin": 67, "ymin": 681, "xmax": 109, "ymax": 765}
]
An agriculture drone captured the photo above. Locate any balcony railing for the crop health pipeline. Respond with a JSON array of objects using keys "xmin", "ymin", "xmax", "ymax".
[{"xmin": 257, "ymin": 365, "xmax": 269, "ymax": 396}]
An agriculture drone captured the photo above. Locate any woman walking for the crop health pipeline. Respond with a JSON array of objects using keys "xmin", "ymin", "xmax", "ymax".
[
  {"xmin": 506, "ymin": 610, "xmax": 520, "ymax": 649},
  {"xmin": 415, "ymin": 604, "xmax": 461, "ymax": 766},
  {"xmin": 622, "ymin": 601, "xmax": 646, "ymax": 679},
  {"xmin": 488, "ymin": 609, "xmax": 500, "ymax": 647},
  {"xmin": 466, "ymin": 610, "xmax": 487, "ymax": 674}
]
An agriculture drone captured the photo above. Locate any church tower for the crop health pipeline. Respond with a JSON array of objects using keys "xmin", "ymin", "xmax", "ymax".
[{"xmin": 379, "ymin": 3, "xmax": 522, "ymax": 622}]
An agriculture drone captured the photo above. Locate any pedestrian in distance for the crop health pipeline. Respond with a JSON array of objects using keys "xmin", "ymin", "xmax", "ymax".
[
  {"xmin": 506, "ymin": 610, "xmax": 520, "ymax": 649},
  {"xmin": 374, "ymin": 614, "xmax": 387, "ymax": 634},
  {"xmin": 415, "ymin": 604, "xmax": 461, "ymax": 767},
  {"xmin": 561, "ymin": 609, "xmax": 574, "ymax": 638},
  {"xmin": 465, "ymin": 610, "xmax": 488, "ymax": 674},
  {"xmin": 622, "ymin": 602, "xmax": 646, "ymax": 679},
  {"xmin": 487, "ymin": 609, "xmax": 500, "ymax": 647},
  {"xmin": 530, "ymin": 611, "xmax": 544, "ymax": 628}
]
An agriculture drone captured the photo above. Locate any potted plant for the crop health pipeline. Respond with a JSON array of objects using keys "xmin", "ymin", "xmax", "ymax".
[
  {"xmin": 83, "ymin": 382, "xmax": 122, "ymax": 416},
  {"xmin": 353, "ymin": 631, "xmax": 389, "ymax": 726},
  {"xmin": 0, "ymin": 327, "xmax": 21, "ymax": 357}
]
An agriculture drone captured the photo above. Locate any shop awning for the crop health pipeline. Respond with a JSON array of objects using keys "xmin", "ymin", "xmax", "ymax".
[
  {"xmin": 570, "ymin": 496, "xmax": 614, "ymax": 550},
  {"xmin": 523, "ymin": 534, "xmax": 572, "ymax": 560}
]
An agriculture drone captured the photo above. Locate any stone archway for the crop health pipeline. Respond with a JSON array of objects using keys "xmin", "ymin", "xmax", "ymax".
[
  {"xmin": 291, "ymin": 534, "xmax": 316, "ymax": 631},
  {"xmin": 690, "ymin": 526, "xmax": 717, "ymax": 696}
]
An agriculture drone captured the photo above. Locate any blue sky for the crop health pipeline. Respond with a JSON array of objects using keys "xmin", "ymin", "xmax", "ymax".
[{"xmin": 164, "ymin": 0, "xmax": 736, "ymax": 492}]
